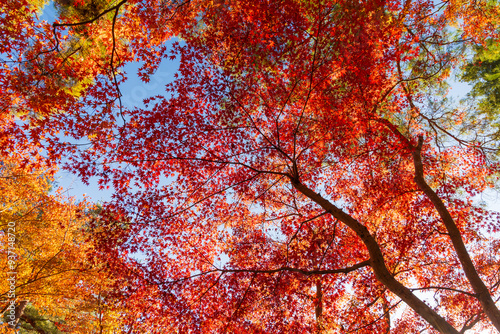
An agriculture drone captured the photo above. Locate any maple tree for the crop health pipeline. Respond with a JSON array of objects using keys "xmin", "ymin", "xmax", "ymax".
[
  {"xmin": 3, "ymin": 0, "xmax": 500, "ymax": 333},
  {"xmin": 0, "ymin": 155, "xmax": 127, "ymax": 333}
]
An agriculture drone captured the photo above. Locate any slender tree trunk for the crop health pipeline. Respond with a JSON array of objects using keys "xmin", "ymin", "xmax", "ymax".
[
  {"xmin": 315, "ymin": 280, "xmax": 323, "ymax": 333},
  {"xmin": 5, "ymin": 300, "xmax": 28, "ymax": 330},
  {"xmin": 412, "ymin": 136, "xmax": 500, "ymax": 331},
  {"xmin": 291, "ymin": 179, "xmax": 459, "ymax": 334},
  {"xmin": 383, "ymin": 298, "xmax": 391, "ymax": 334}
]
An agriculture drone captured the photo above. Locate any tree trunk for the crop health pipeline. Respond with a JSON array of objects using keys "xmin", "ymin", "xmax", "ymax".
[
  {"xmin": 291, "ymin": 179, "xmax": 459, "ymax": 334},
  {"xmin": 412, "ymin": 136, "xmax": 500, "ymax": 331},
  {"xmin": 6, "ymin": 300, "xmax": 28, "ymax": 330},
  {"xmin": 315, "ymin": 280, "xmax": 323, "ymax": 332}
]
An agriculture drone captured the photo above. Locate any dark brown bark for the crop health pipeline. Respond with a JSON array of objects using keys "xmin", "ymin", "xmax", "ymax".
[
  {"xmin": 290, "ymin": 179, "xmax": 459, "ymax": 334},
  {"xmin": 20, "ymin": 312, "xmax": 47, "ymax": 334},
  {"xmin": 412, "ymin": 136, "xmax": 500, "ymax": 331},
  {"xmin": 6, "ymin": 300, "xmax": 28, "ymax": 330},
  {"xmin": 315, "ymin": 280, "xmax": 323, "ymax": 332}
]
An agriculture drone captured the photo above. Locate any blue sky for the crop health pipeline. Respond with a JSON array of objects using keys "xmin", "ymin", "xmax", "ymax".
[
  {"xmin": 40, "ymin": 3, "xmax": 180, "ymax": 202},
  {"xmin": 40, "ymin": 2, "xmax": 500, "ymax": 218},
  {"xmin": 54, "ymin": 59, "xmax": 178, "ymax": 202}
]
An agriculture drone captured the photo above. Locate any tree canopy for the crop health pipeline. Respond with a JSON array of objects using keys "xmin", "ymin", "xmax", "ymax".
[
  {"xmin": 2, "ymin": 0, "xmax": 500, "ymax": 333},
  {"xmin": 0, "ymin": 155, "xmax": 128, "ymax": 333}
]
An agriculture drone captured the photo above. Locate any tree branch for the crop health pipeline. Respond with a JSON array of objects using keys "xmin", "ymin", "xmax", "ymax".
[
  {"xmin": 412, "ymin": 135, "xmax": 500, "ymax": 331},
  {"xmin": 290, "ymin": 178, "xmax": 459, "ymax": 334}
]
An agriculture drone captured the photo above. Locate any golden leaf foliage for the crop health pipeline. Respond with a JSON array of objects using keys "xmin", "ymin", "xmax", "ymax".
[{"xmin": 0, "ymin": 156, "xmax": 124, "ymax": 333}]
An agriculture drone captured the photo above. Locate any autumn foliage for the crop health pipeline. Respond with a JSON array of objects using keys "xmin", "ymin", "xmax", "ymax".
[
  {"xmin": 3, "ymin": 0, "xmax": 500, "ymax": 333},
  {"xmin": 0, "ymin": 155, "xmax": 128, "ymax": 333}
]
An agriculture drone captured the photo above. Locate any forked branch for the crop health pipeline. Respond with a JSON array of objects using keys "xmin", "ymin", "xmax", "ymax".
[{"xmin": 290, "ymin": 177, "xmax": 459, "ymax": 333}]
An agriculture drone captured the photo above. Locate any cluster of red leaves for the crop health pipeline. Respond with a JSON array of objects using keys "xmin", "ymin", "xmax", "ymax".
[{"xmin": 3, "ymin": 0, "xmax": 500, "ymax": 332}]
